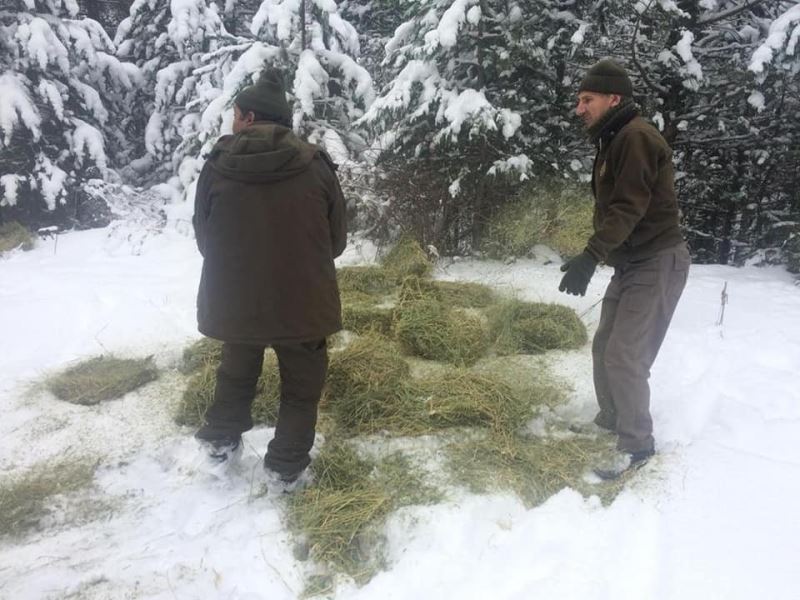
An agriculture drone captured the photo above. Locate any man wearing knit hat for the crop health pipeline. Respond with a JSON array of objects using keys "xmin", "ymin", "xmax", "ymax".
[
  {"xmin": 192, "ymin": 67, "xmax": 347, "ymax": 488},
  {"xmin": 559, "ymin": 58, "xmax": 690, "ymax": 479}
]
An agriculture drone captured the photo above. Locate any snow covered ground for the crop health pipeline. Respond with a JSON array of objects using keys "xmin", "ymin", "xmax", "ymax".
[{"xmin": 1, "ymin": 226, "xmax": 799, "ymax": 599}]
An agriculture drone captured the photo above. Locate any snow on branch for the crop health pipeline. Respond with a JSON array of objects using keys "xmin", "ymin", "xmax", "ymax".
[
  {"xmin": 0, "ymin": 72, "xmax": 42, "ymax": 146},
  {"xmin": 749, "ymin": 3, "xmax": 800, "ymax": 74}
]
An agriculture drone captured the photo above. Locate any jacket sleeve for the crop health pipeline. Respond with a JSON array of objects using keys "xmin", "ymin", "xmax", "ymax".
[
  {"xmin": 585, "ymin": 129, "xmax": 662, "ymax": 262},
  {"xmin": 319, "ymin": 153, "xmax": 347, "ymax": 258},
  {"xmin": 192, "ymin": 162, "xmax": 213, "ymax": 257}
]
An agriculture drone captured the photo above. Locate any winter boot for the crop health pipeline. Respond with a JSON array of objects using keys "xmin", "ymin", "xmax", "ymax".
[{"xmin": 593, "ymin": 449, "xmax": 654, "ymax": 480}]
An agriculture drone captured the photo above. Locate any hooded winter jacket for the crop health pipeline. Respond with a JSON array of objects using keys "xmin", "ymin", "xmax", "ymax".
[{"xmin": 193, "ymin": 123, "xmax": 347, "ymax": 344}]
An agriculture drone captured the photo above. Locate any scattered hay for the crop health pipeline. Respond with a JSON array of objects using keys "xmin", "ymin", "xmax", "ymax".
[
  {"xmin": 341, "ymin": 292, "xmax": 395, "ymax": 336},
  {"xmin": 324, "ymin": 333, "xmax": 422, "ymax": 434},
  {"xmin": 0, "ymin": 221, "xmax": 34, "ymax": 253},
  {"xmin": 394, "ymin": 287, "xmax": 489, "ymax": 365},
  {"xmin": 448, "ymin": 431, "xmax": 626, "ymax": 507},
  {"xmin": 337, "ymin": 266, "xmax": 395, "ymax": 295},
  {"xmin": 175, "ymin": 350, "xmax": 280, "ymax": 427},
  {"xmin": 0, "ymin": 457, "xmax": 99, "ymax": 538},
  {"xmin": 427, "ymin": 280, "xmax": 497, "ymax": 308},
  {"xmin": 381, "ymin": 237, "xmax": 433, "ymax": 280},
  {"xmin": 47, "ymin": 355, "xmax": 158, "ymax": 405},
  {"xmin": 488, "ymin": 299, "xmax": 587, "ymax": 355},
  {"xmin": 179, "ymin": 337, "xmax": 222, "ymax": 374},
  {"xmin": 287, "ymin": 443, "xmax": 438, "ymax": 587},
  {"xmin": 471, "ymin": 355, "xmax": 567, "ymax": 410},
  {"xmin": 418, "ymin": 369, "xmax": 533, "ymax": 433}
]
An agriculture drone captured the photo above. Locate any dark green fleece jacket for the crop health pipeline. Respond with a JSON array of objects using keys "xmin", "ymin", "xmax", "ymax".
[{"xmin": 587, "ymin": 108, "xmax": 685, "ymax": 266}]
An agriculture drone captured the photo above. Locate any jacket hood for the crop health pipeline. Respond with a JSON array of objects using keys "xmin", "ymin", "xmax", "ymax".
[{"xmin": 208, "ymin": 123, "xmax": 318, "ymax": 183}]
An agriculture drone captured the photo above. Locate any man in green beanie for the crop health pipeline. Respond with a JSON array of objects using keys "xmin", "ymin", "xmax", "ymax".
[
  {"xmin": 192, "ymin": 67, "xmax": 347, "ymax": 488},
  {"xmin": 559, "ymin": 58, "xmax": 690, "ymax": 479}
]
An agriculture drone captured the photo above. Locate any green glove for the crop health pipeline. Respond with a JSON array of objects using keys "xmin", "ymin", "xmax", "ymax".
[{"xmin": 558, "ymin": 251, "xmax": 597, "ymax": 296}]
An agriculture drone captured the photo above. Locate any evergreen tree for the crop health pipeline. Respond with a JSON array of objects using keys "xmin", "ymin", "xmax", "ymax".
[
  {"xmin": 360, "ymin": 0, "xmax": 588, "ymax": 251},
  {"xmin": 0, "ymin": 0, "xmax": 140, "ymax": 227}
]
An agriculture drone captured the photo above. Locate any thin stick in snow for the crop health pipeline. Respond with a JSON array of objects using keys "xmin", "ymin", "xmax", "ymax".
[{"xmin": 716, "ymin": 281, "xmax": 728, "ymax": 327}]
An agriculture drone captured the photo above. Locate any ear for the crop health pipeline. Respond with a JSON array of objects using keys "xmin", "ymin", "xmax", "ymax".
[
  {"xmin": 609, "ymin": 94, "xmax": 623, "ymax": 107},
  {"xmin": 244, "ymin": 111, "xmax": 256, "ymax": 124}
]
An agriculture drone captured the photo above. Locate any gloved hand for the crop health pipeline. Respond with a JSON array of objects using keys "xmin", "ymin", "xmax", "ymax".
[{"xmin": 558, "ymin": 250, "xmax": 598, "ymax": 296}]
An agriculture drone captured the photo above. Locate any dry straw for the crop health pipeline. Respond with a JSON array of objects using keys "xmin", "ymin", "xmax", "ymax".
[
  {"xmin": 448, "ymin": 431, "xmax": 627, "ymax": 507},
  {"xmin": 394, "ymin": 277, "xmax": 489, "ymax": 365},
  {"xmin": 380, "ymin": 237, "xmax": 433, "ymax": 280},
  {"xmin": 0, "ymin": 221, "xmax": 34, "ymax": 253},
  {"xmin": 418, "ymin": 369, "xmax": 532, "ymax": 432},
  {"xmin": 176, "ymin": 347, "xmax": 280, "ymax": 427},
  {"xmin": 287, "ymin": 443, "xmax": 437, "ymax": 587},
  {"xmin": 341, "ymin": 292, "xmax": 395, "ymax": 336},
  {"xmin": 488, "ymin": 299, "xmax": 587, "ymax": 355},
  {"xmin": 0, "ymin": 457, "xmax": 100, "ymax": 538},
  {"xmin": 336, "ymin": 266, "xmax": 395, "ymax": 296},
  {"xmin": 47, "ymin": 355, "xmax": 158, "ymax": 405},
  {"xmin": 324, "ymin": 333, "xmax": 423, "ymax": 434}
]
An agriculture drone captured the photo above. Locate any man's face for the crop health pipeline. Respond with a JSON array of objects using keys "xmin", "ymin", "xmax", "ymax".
[
  {"xmin": 575, "ymin": 92, "xmax": 621, "ymax": 129},
  {"xmin": 232, "ymin": 104, "xmax": 254, "ymax": 134}
]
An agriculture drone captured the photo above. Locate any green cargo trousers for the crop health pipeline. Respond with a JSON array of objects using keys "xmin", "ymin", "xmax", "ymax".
[
  {"xmin": 203, "ymin": 339, "xmax": 328, "ymax": 478},
  {"xmin": 592, "ymin": 242, "xmax": 690, "ymax": 453}
]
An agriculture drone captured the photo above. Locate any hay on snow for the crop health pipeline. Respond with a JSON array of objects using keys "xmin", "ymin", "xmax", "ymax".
[{"xmin": 47, "ymin": 355, "xmax": 158, "ymax": 405}]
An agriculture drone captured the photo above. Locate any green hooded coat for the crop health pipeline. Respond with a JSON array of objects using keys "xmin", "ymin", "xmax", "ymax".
[{"xmin": 193, "ymin": 123, "xmax": 347, "ymax": 344}]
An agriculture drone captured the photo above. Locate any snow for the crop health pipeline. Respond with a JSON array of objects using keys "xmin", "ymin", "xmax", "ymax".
[
  {"xmin": 675, "ymin": 30, "xmax": 703, "ymax": 89},
  {"xmin": 749, "ymin": 3, "xmax": 800, "ymax": 74},
  {"xmin": 437, "ymin": 0, "xmax": 478, "ymax": 48},
  {"xmin": 0, "ymin": 71, "xmax": 43, "ymax": 145},
  {"xmin": 1, "ymin": 225, "xmax": 799, "ymax": 599}
]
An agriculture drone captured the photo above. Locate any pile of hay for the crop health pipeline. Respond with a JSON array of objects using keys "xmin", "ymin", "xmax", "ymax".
[
  {"xmin": 418, "ymin": 369, "xmax": 532, "ymax": 433},
  {"xmin": 175, "ymin": 349, "xmax": 281, "ymax": 427},
  {"xmin": 448, "ymin": 431, "xmax": 626, "ymax": 507},
  {"xmin": 488, "ymin": 299, "xmax": 587, "ymax": 355},
  {"xmin": 47, "ymin": 356, "xmax": 158, "ymax": 405},
  {"xmin": 395, "ymin": 301, "xmax": 488, "ymax": 365},
  {"xmin": 0, "ymin": 457, "xmax": 99, "ymax": 538},
  {"xmin": 179, "ymin": 337, "xmax": 222, "ymax": 374},
  {"xmin": 341, "ymin": 292, "xmax": 395, "ymax": 336},
  {"xmin": 337, "ymin": 266, "xmax": 395, "ymax": 296},
  {"xmin": 287, "ymin": 443, "xmax": 436, "ymax": 586},
  {"xmin": 471, "ymin": 355, "xmax": 567, "ymax": 410},
  {"xmin": 381, "ymin": 237, "xmax": 433, "ymax": 280},
  {"xmin": 427, "ymin": 280, "xmax": 497, "ymax": 309},
  {"xmin": 324, "ymin": 333, "xmax": 423, "ymax": 434},
  {"xmin": 0, "ymin": 221, "xmax": 34, "ymax": 253}
]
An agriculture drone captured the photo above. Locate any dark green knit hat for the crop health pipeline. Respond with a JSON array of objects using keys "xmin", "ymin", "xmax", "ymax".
[
  {"xmin": 578, "ymin": 59, "xmax": 633, "ymax": 96},
  {"xmin": 234, "ymin": 67, "xmax": 291, "ymax": 122}
]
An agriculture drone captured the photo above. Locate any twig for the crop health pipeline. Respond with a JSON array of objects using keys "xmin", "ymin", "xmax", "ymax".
[{"xmin": 716, "ymin": 281, "xmax": 728, "ymax": 327}]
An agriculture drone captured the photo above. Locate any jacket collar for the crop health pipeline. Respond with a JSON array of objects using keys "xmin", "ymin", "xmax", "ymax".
[{"xmin": 588, "ymin": 98, "xmax": 639, "ymax": 147}]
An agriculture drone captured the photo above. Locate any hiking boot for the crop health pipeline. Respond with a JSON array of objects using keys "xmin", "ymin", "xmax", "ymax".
[
  {"xmin": 263, "ymin": 463, "xmax": 306, "ymax": 494},
  {"xmin": 195, "ymin": 431, "xmax": 242, "ymax": 463},
  {"xmin": 593, "ymin": 449, "xmax": 654, "ymax": 480},
  {"xmin": 569, "ymin": 421, "xmax": 616, "ymax": 436}
]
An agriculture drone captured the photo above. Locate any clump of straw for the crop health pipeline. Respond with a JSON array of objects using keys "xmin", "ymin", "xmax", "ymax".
[
  {"xmin": 381, "ymin": 237, "xmax": 433, "ymax": 280},
  {"xmin": 448, "ymin": 431, "xmax": 626, "ymax": 507},
  {"xmin": 488, "ymin": 299, "xmax": 587, "ymax": 355},
  {"xmin": 175, "ymin": 349, "xmax": 280, "ymax": 427},
  {"xmin": 47, "ymin": 355, "xmax": 158, "ymax": 405},
  {"xmin": 324, "ymin": 333, "xmax": 423, "ymax": 434},
  {"xmin": 337, "ymin": 266, "xmax": 395, "ymax": 296},
  {"xmin": 394, "ymin": 278, "xmax": 489, "ymax": 365}
]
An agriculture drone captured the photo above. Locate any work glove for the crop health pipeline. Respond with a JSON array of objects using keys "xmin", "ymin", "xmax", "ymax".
[{"xmin": 558, "ymin": 250, "xmax": 598, "ymax": 296}]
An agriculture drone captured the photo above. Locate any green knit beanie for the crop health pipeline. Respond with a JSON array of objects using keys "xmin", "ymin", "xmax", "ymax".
[
  {"xmin": 234, "ymin": 67, "xmax": 291, "ymax": 123},
  {"xmin": 578, "ymin": 59, "xmax": 633, "ymax": 96}
]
